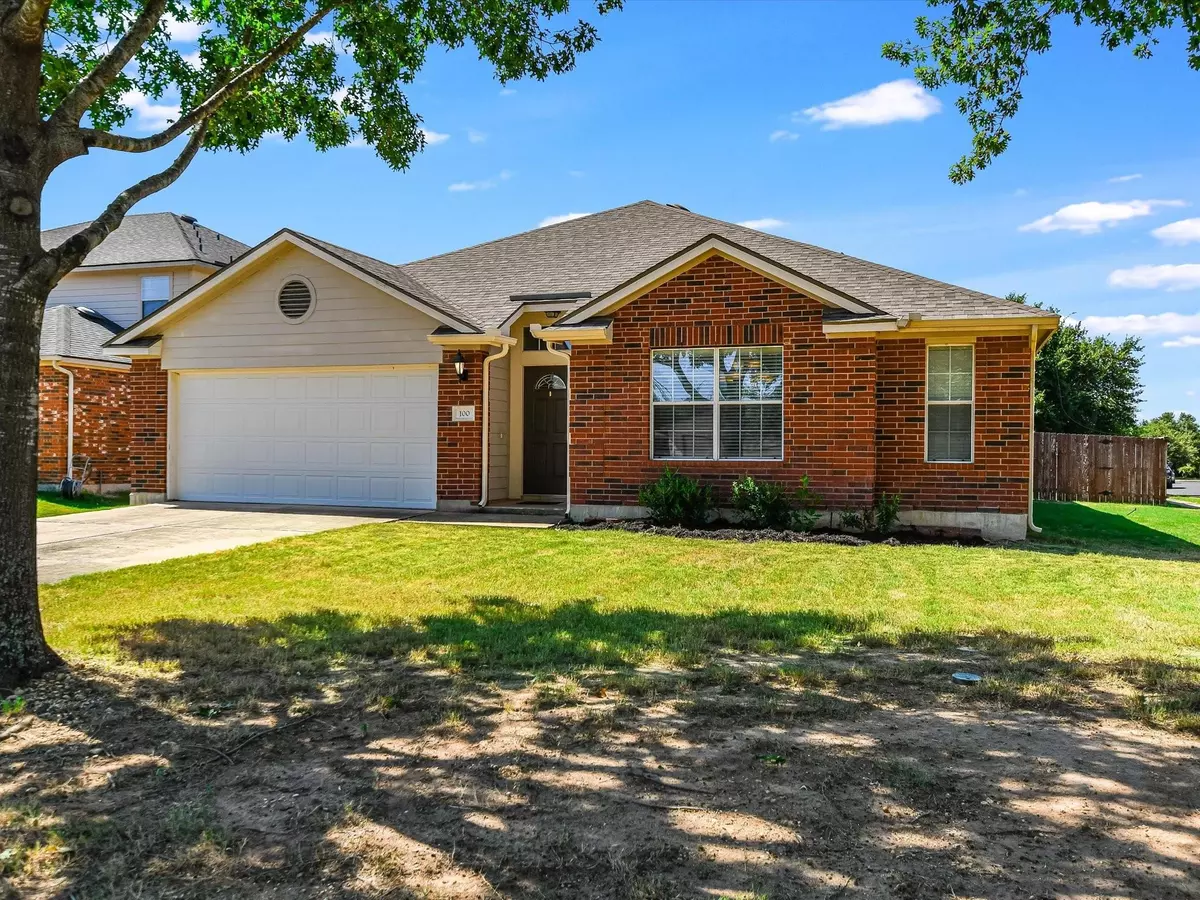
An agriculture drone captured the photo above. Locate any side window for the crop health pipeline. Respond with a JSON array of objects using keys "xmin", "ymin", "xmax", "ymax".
[
  {"xmin": 140, "ymin": 275, "xmax": 172, "ymax": 318},
  {"xmin": 926, "ymin": 345, "xmax": 974, "ymax": 462}
]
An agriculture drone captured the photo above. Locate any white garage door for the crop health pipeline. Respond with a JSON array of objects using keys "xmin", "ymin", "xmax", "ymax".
[{"xmin": 175, "ymin": 369, "xmax": 437, "ymax": 508}]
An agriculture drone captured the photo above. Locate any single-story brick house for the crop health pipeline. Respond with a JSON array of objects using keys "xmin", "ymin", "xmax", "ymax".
[
  {"xmin": 104, "ymin": 201, "xmax": 1058, "ymax": 540},
  {"xmin": 38, "ymin": 213, "xmax": 248, "ymax": 491}
]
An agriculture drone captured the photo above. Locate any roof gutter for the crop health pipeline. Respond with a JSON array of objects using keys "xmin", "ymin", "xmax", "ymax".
[
  {"xmin": 479, "ymin": 340, "xmax": 513, "ymax": 508},
  {"xmin": 49, "ymin": 361, "xmax": 75, "ymax": 482}
]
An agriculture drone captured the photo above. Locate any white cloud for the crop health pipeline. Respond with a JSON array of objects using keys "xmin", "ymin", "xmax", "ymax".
[
  {"xmin": 120, "ymin": 89, "xmax": 180, "ymax": 132},
  {"xmin": 1107, "ymin": 265, "xmax": 1200, "ymax": 291},
  {"xmin": 1163, "ymin": 335, "xmax": 1200, "ymax": 348},
  {"xmin": 1108, "ymin": 173, "xmax": 1143, "ymax": 183},
  {"xmin": 799, "ymin": 79, "xmax": 941, "ymax": 130},
  {"xmin": 1083, "ymin": 311, "xmax": 1200, "ymax": 335},
  {"xmin": 769, "ymin": 129, "xmax": 798, "ymax": 142},
  {"xmin": 737, "ymin": 217, "xmax": 788, "ymax": 232},
  {"xmin": 499, "ymin": 87, "xmax": 516, "ymax": 96},
  {"xmin": 448, "ymin": 170, "xmax": 512, "ymax": 192},
  {"xmin": 181, "ymin": 49, "xmax": 202, "ymax": 68},
  {"xmin": 1152, "ymin": 218, "xmax": 1200, "ymax": 246},
  {"xmin": 467, "ymin": 129, "xmax": 487, "ymax": 144},
  {"xmin": 421, "ymin": 129, "xmax": 450, "ymax": 146},
  {"xmin": 164, "ymin": 13, "xmax": 204, "ymax": 42},
  {"xmin": 538, "ymin": 212, "xmax": 591, "ymax": 228},
  {"xmin": 1019, "ymin": 199, "xmax": 1186, "ymax": 234}
]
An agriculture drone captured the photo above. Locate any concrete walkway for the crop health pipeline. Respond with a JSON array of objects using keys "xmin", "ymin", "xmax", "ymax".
[{"xmin": 37, "ymin": 502, "xmax": 561, "ymax": 583}]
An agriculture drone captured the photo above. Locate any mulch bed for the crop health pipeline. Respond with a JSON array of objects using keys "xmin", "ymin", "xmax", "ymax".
[{"xmin": 556, "ymin": 519, "xmax": 992, "ymax": 547}]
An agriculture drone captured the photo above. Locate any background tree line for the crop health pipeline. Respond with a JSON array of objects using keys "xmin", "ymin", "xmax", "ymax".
[{"xmin": 1015, "ymin": 293, "xmax": 1198, "ymax": 477}]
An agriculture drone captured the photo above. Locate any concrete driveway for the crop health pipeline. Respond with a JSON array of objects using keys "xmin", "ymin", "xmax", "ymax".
[
  {"xmin": 37, "ymin": 501, "xmax": 563, "ymax": 583},
  {"xmin": 37, "ymin": 502, "xmax": 411, "ymax": 584}
]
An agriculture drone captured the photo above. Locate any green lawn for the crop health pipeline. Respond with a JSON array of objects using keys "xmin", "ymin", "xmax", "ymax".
[
  {"xmin": 38, "ymin": 501, "xmax": 1200, "ymax": 677},
  {"xmin": 36, "ymin": 491, "xmax": 128, "ymax": 518}
]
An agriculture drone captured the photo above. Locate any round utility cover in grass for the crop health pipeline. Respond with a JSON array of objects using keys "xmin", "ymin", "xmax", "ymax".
[{"xmin": 951, "ymin": 672, "xmax": 983, "ymax": 685}]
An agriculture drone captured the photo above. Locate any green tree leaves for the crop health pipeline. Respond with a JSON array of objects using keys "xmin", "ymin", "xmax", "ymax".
[{"xmin": 885, "ymin": 1, "xmax": 1200, "ymax": 182}]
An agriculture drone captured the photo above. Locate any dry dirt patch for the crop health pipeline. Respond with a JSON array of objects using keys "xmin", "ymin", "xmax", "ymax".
[{"xmin": 2, "ymin": 653, "xmax": 1199, "ymax": 899}]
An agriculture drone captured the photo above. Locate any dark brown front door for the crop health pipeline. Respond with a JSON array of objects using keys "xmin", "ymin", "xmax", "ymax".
[{"xmin": 524, "ymin": 366, "xmax": 568, "ymax": 495}]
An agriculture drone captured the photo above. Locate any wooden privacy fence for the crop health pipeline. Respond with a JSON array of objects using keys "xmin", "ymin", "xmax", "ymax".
[{"xmin": 1034, "ymin": 432, "xmax": 1168, "ymax": 504}]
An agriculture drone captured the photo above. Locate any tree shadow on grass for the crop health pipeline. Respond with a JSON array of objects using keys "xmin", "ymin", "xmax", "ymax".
[{"xmin": 4, "ymin": 598, "xmax": 1200, "ymax": 898}]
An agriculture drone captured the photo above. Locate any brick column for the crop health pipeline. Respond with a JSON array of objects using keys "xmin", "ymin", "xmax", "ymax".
[
  {"xmin": 127, "ymin": 358, "xmax": 168, "ymax": 504},
  {"xmin": 36, "ymin": 365, "xmax": 69, "ymax": 484},
  {"xmin": 437, "ymin": 349, "xmax": 486, "ymax": 507}
]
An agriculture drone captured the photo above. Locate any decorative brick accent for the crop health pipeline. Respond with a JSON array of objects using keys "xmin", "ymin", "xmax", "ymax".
[
  {"xmin": 875, "ymin": 336, "xmax": 1030, "ymax": 514},
  {"xmin": 437, "ymin": 349, "xmax": 486, "ymax": 502},
  {"xmin": 37, "ymin": 364, "xmax": 132, "ymax": 487},
  {"xmin": 569, "ymin": 253, "xmax": 879, "ymax": 510},
  {"xmin": 127, "ymin": 358, "xmax": 168, "ymax": 493}
]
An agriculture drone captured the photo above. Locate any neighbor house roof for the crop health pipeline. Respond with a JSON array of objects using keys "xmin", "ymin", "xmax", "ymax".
[
  {"xmin": 41, "ymin": 212, "xmax": 249, "ymax": 269},
  {"xmin": 41, "ymin": 306, "xmax": 129, "ymax": 365},
  {"xmin": 398, "ymin": 200, "xmax": 1042, "ymax": 330}
]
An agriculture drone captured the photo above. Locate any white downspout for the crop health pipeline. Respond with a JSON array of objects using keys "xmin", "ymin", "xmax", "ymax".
[
  {"xmin": 1027, "ymin": 325, "xmax": 1042, "ymax": 535},
  {"xmin": 544, "ymin": 342, "xmax": 572, "ymax": 519},
  {"xmin": 479, "ymin": 341, "xmax": 512, "ymax": 508},
  {"xmin": 50, "ymin": 361, "xmax": 75, "ymax": 482}
]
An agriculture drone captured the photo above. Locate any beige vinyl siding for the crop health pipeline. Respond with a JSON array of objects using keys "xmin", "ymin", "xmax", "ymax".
[
  {"xmin": 46, "ymin": 265, "xmax": 213, "ymax": 328},
  {"xmin": 489, "ymin": 353, "xmax": 510, "ymax": 501},
  {"xmin": 160, "ymin": 245, "xmax": 441, "ymax": 370}
]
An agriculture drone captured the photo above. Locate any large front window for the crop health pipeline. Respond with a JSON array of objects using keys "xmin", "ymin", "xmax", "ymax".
[
  {"xmin": 651, "ymin": 346, "xmax": 784, "ymax": 460},
  {"xmin": 926, "ymin": 344, "xmax": 974, "ymax": 462}
]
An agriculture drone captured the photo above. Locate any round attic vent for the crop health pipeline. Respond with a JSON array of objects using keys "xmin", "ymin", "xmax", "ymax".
[{"xmin": 278, "ymin": 278, "xmax": 314, "ymax": 321}]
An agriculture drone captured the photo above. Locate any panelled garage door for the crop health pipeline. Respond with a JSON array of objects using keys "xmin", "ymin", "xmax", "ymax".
[{"xmin": 175, "ymin": 368, "xmax": 437, "ymax": 508}]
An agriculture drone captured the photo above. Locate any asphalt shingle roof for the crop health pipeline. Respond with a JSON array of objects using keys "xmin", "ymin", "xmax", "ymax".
[
  {"xmin": 398, "ymin": 200, "xmax": 1042, "ymax": 330},
  {"xmin": 41, "ymin": 306, "xmax": 128, "ymax": 364},
  {"xmin": 293, "ymin": 232, "xmax": 478, "ymax": 329},
  {"xmin": 41, "ymin": 212, "xmax": 249, "ymax": 268}
]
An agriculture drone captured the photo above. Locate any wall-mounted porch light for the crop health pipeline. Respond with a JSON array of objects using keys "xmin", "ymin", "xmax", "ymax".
[{"xmin": 453, "ymin": 350, "xmax": 468, "ymax": 381}]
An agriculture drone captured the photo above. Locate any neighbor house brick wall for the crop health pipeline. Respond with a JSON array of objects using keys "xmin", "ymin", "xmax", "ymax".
[
  {"xmin": 127, "ymin": 358, "xmax": 168, "ymax": 494},
  {"xmin": 437, "ymin": 348, "xmax": 486, "ymax": 502},
  {"xmin": 37, "ymin": 363, "xmax": 132, "ymax": 487},
  {"xmin": 875, "ymin": 335, "xmax": 1031, "ymax": 515},
  {"xmin": 569, "ymin": 253, "xmax": 878, "ymax": 509}
]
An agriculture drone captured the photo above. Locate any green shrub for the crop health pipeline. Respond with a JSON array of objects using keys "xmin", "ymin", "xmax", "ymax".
[
  {"xmin": 840, "ymin": 492, "xmax": 903, "ymax": 534},
  {"xmin": 875, "ymin": 492, "xmax": 902, "ymax": 534},
  {"xmin": 730, "ymin": 476, "xmax": 793, "ymax": 530},
  {"xmin": 730, "ymin": 474, "xmax": 824, "ymax": 531},
  {"xmin": 638, "ymin": 467, "xmax": 714, "ymax": 528},
  {"xmin": 793, "ymin": 474, "xmax": 823, "ymax": 532}
]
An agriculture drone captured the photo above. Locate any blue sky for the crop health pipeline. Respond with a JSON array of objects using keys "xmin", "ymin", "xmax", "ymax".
[{"xmin": 44, "ymin": 1, "xmax": 1200, "ymax": 417}]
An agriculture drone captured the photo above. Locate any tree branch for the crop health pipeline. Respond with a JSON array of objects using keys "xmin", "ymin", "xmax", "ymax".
[
  {"xmin": 80, "ymin": 3, "xmax": 337, "ymax": 154},
  {"xmin": 3, "ymin": 0, "xmax": 53, "ymax": 44},
  {"xmin": 20, "ymin": 121, "xmax": 209, "ymax": 292},
  {"xmin": 49, "ymin": 0, "xmax": 168, "ymax": 126}
]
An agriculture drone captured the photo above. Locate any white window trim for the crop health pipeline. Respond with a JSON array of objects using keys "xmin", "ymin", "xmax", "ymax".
[
  {"xmin": 276, "ymin": 274, "xmax": 317, "ymax": 324},
  {"xmin": 924, "ymin": 343, "xmax": 976, "ymax": 464},
  {"xmin": 649, "ymin": 345, "xmax": 785, "ymax": 462},
  {"xmin": 140, "ymin": 273, "xmax": 173, "ymax": 319}
]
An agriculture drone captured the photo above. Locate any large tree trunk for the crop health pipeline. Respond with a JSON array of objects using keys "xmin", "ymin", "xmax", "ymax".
[
  {"xmin": 0, "ymin": 21, "xmax": 62, "ymax": 686},
  {"xmin": 0, "ymin": 276, "xmax": 59, "ymax": 687}
]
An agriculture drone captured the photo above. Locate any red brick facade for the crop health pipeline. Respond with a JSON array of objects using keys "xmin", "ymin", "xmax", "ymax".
[
  {"xmin": 567, "ymin": 253, "xmax": 1032, "ymax": 518},
  {"xmin": 875, "ymin": 336, "xmax": 1031, "ymax": 515},
  {"xmin": 127, "ymin": 358, "xmax": 169, "ymax": 494},
  {"xmin": 570, "ymin": 254, "xmax": 881, "ymax": 509},
  {"xmin": 437, "ymin": 348, "xmax": 486, "ymax": 503},
  {"xmin": 37, "ymin": 363, "xmax": 132, "ymax": 488}
]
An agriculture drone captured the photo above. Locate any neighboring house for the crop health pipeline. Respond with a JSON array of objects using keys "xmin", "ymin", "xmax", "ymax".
[
  {"xmin": 105, "ymin": 201, "xmax": 1058, "ymax": 539},
  {"xmin": 38, "ymin": 213, "xmax": 249, "ymax": 491}
]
